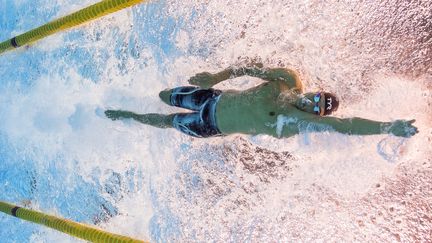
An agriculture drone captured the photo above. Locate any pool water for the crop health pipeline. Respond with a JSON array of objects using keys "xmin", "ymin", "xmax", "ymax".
[{"xmin": 0, "ymin": 0, "xmax": 431, "ymax": 242}]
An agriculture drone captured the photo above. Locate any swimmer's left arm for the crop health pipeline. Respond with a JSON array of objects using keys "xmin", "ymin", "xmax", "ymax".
[
  {"xmin": 302, "ymin": 116, "xmax": 418, "ymax": 137},
  {"xmin": 188, "ymin": 64, "xmax": 303, "ymax": 92},
  {"xmin": 188, "ymin": 66, "xmax": 261, "ymax": 88},
  {"xmin": 238, "ymin": 66, "xmax": 303, "ymax": 93}
]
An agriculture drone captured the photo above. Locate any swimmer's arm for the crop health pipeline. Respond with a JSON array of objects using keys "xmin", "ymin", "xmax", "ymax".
[
  {"xmin": 302, "ymin": 116, "xmax": 418, "ymax": 137},
  {"xmin": 188, "ymin": 64, "xmax": 303, "ymax": 92}
]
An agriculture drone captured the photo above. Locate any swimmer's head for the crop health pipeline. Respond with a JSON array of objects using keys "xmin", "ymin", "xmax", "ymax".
[
  {"xmin": 297, "ymin": 92, "xmax": 339, "ymax": 116},
  {"xmin": 321, "ymin": 92, "xmax": 339, "ymax": 115}
]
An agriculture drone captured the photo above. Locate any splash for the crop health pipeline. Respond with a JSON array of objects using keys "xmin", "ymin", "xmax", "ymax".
[
  {"xmin": 377, "ymin": 136, "xmax": 407, "ymax": 163},
  {"xmin": 0, "ymin": 0, "xmax": 431, "ymax": 242}
]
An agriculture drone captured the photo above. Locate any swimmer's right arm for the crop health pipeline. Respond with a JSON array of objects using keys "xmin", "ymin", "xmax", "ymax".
[
  {"xmin": 188, "ymin": 64, "xmax": 303, "ymax": 91},
  {"xmin": 305, "ymin": 116, "xmax": 419, "ymax": 137}
]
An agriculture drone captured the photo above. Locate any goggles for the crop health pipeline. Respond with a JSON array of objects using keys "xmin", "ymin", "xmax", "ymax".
[{"xmin": 313, "ymin": 93, "xmax": 324, "ymax": 116}]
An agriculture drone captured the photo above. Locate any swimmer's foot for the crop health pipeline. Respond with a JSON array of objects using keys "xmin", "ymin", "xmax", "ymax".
[
  {"xmin": 158, "ymin": 89, "xmax": 171, "ymax": 105},
  {"xmin": 105, "ymin": 110, "xmax": 134, "ymax": 121}
]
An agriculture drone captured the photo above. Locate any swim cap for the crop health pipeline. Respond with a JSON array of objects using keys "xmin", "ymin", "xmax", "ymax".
[{"xmin": 322, "ymin": 92, "xmax": 339, "ymax": 115}]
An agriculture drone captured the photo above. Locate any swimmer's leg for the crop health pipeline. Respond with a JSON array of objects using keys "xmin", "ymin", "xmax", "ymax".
[
  {"xmin": 159, "ymin": 86, "xmax": 216, "ymax": 111},
  {"xmin": 159, "ymin": 86, "xmax": 201, "ymax": 109},
  {"xmin": 105, "ymin": 110, "xmax": 174, "ymax": 128},
  {"xmin": 106, "ymin": 109, "xmax": 208, "ymax": 137}
]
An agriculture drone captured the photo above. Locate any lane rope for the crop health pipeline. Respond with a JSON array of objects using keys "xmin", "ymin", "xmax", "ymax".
[
  {"xmin": 0, "ymin": 0, "xmax": 145, "ymax": 55},
  {"xmin": 0, "ymin": 201, "xmax": 147, "ymax": 243}
]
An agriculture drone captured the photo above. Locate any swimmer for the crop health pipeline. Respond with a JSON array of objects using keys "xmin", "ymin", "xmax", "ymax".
[{"xmin": 105, "ymin": 63, "xmax": 418, "ymax": 138}]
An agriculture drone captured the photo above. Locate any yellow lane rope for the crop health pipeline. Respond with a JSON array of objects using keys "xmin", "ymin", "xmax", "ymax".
[
  {"xmin": 0, "ymin": 0, "xmax": 145, "ymax": 55},
  {"xmin": 0, "ymin": 201, "xmax": 147, "ymax": 242}
]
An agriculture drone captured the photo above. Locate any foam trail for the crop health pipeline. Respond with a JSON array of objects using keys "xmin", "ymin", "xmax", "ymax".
[{"xmin": 377, "ymin": 136, "xmax": 407, "ymax": 163}]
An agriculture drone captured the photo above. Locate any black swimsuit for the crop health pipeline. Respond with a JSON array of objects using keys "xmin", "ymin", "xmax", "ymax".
[{"xmin": 170, "ymin": 86, "xmax": 222, "ymax": 138}]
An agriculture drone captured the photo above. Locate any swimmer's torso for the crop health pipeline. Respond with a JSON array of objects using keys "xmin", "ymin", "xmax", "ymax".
[{"xmin": 216, "ymin": 81, "xmax": 307, "ymax": 137}]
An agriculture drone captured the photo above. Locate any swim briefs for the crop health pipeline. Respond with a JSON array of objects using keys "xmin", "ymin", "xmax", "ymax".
[{"xmin": 170, "ymin": 86, "xmax": 222, "ymax": 138}]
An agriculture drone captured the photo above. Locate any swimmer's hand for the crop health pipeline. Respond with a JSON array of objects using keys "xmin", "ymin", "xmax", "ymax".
[
  {"xmin": 188, "ymin": 72, "xmax": 215, "ymax": 88},
  {"xmin": 105, "ymin": 110, "xmax": 134, "ymax": 121},
  {"xmin": 387, "ymin": 119, "xmax": 419, "ymax": 137}
]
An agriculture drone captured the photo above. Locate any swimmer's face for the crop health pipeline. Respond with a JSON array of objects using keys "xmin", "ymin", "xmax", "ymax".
[
  {"xmin": 299, "ymin": 92, "xmax": 326, "ymax": 115},
  {"xmin": 297, "ymin": 92, "xmax": 339, "ymax": 116}
]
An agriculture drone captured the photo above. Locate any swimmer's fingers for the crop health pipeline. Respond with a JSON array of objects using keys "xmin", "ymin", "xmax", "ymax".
[
  {"xmin": 407, "ymin": 119, "xmax": 419, "ymax": 136},
  {"xmin": 389, "ymin": 119, "xmax": 419, "ymax": 137},
  {"xmin": 245, "ymin": 61, "xmax": 264, "ymax": 68},
  {"xmin": 410, "ymin": 124, "xmax": 419, "ymax": 134},
  {"xmin": 405, "ymin": 122, "xmax": 419, "ymax": 137},
  {"xmin": 406, "ymin": 127, "xmax": 418, "ymax": 137},
  {"xmin": 104, "ymin": 110, "xmax": 116, "ymax": 120},
  {"xmin": 188, "ymin": 72, "xmax": 214, "ymax": 88},
  {"xmin": 105, "ymin": 110, "xmax": 122, "ymax": 120}
]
